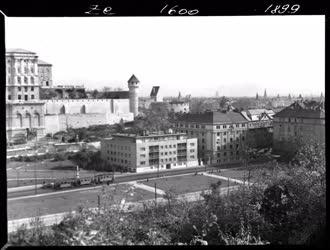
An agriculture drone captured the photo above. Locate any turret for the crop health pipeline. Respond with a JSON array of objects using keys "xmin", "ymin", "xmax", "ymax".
[{"xmin": 127, "ymin": 74, "xmax": 140, "ymax": 117}]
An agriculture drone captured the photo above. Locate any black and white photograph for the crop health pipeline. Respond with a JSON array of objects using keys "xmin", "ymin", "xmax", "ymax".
[{"xmin": 2, "ymin": 1, "xmax": 326, "ymax": 247}]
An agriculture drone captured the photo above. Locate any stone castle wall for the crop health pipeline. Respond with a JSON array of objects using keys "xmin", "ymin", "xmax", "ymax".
[{"xmin": 44, "ymin": 98, "xmax": 130, "ymax": 115}]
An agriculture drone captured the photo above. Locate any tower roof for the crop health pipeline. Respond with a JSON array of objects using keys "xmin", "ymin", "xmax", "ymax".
[
  {"xmin": 127, "ymin": 74, "xmax": 140, "ymax": 83},
  {"xmin": 150, "ymin": 86, "xmax": 160, "ymax": 97}
]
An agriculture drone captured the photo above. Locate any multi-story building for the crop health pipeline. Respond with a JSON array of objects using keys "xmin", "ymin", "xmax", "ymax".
[
  {"xmin": 168, "ymin": 100, "xmax": 190, "ymax": 113},
  {"xmin": 241, "ymin": 109, "xmax": 274, "ymax": 130},
  {"xmin": 101, "ymin": 131, "xmax": 198, "ymax": 173},
  {"xmin": 273, "ymin": 100, "xmax": 325, "ymax": 151},
  {"xmin": 174, "ymin": 111, "xmax": 249, "ymax": 165},
  {"xmin": 6, "ymin": 49, "xmax": 46, "ymax": 142},
  {"xmin": 241, "ymin": 109, "xmax": 274, "ymax": 149},
  {"xmin": 38, "ymin": 59, "xmax": 53, "ymax": 87}
]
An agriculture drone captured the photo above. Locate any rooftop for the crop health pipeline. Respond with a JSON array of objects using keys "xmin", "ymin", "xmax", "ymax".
[
  {"xmin": 128, "ymin": 74, "xmax": 140, "ymax": 83},
  {"xmin": 38, "ymin": 59, "xmax": 52, "ymax": 65},
  {"xmin": 274, "ymin": 100, "xmax": 325, "ymax": 119},
  {"xmin": 150, "ymin": 86, "xmax": 160, "ymax": 97},
  {"xmin": 111, "ymin": 131, "xmax": 187, "ymax": 139},
  {"xmin": 177, "ymin": 111, "xmax": 248, "ymax": 124},
  {"xmin": 104, "ymin": 91, "xmax": 129, "ymax": 99},
  {"xmin": 6, "ymin": 48, "xmax": 36, "ymax": 54}
]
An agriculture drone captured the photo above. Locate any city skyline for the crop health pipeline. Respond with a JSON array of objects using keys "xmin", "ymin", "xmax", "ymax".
[{"xmin": 5, "ymin": 16, "xmax": 325, "ymax": 97}]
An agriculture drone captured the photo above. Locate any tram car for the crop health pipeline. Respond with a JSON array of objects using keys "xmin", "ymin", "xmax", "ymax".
[{"xmin": 44, "ymin": 173, "xmax": 115, "ymax": 190}]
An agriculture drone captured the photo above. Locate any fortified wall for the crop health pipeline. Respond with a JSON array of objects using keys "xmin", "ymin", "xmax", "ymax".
[{"xmin": 44, "ymin": 99, "xmax": 133, "ymax": 134}]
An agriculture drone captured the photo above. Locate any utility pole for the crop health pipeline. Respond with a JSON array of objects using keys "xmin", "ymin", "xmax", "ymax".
[
  {"xmin": 34, "ymin": 163, "xmax": 37, "ymax": 194},
  {"xmin": 154, "ymin": 182, "xmax": 157, "ymax": 205}
]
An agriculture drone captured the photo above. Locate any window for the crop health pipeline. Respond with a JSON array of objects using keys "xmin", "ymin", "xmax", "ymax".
[
  {"xmin": 173, "ymin": 145, "xmax": 176, "ymax": 148},
  {"xmin": 18, "ymin": 87, "xmax": 21, "ymax": 91},
  {"xmin": 202, "ymin": 139, "xmax": 205, "ymax": 143},
  {"xmin": 236, "ymin": 124, "xmax": 239, "ymax": 128},
  {"xmin": 185, "ymin": 124, "xmax": 188, "ymax": 128},
  {"xmin": 216, "ymin": 125, "xmax": 220, "ymax": 129},
  {"xmin": 24, "ymin": 87, "xmax": 28, "ymax": 92},
  {"xmin": 24, "ymin": 95, "xmax": 28, "ymax": 101},
  {"xmin": 17, "ymin": 77, "xmax": 21, "ymax": 84},
  {"xmin": 190, "ymin": 131, "xmax": 193, "ymax": 135},
  {"xmin": 31, "ymin": 67, "xmax": 34, "ymax": 73},
  {"xmin": 236, "ymin": 144, "xmax": 239, "ymax": 149},
  {"xmin": 30, "ymin": 77, "xmax": 34, "ymax": 84},
  {"xmin": 201, "ymin": 132, "xmax": 204, "ymax": 136},
  {"xmin": 18, "ymin": 95, "xmax": 21, "ymax": 100},
  {"xmin": 140, "ymin": 147, "xmax": 146, "ymax": 151},
  {"xmin": 8, "ymin": 95, "xmax": 11, "ymax": 100},
  {"xmin": 24, "ymin": 67, "xmax": 28, "ymax": 74},
  {"xmin": 31, "ymin": 95, "xmax": 35, "ymax": 99},
  {"xmin": 190, "ymin": 149, "xmax": 195, "ymax": 153},
  {"xmin": 231, "ymin": 152, "xmax": 233, "ymax": 156},
  {"xmin": 190, "ymin": 155, "xmax": 195, "ymax": 159},
  {"xmin": 223, "ymin": 125, "xmax": 227, "ymax": 129},
  {"xmin": 224, "ymin": 138, "xmax": 226, "ymax": 143},
  {"xmin": 31, "ymin": 86, "xmax": 34, "ymax": 91},
  {"xmin": 217, "ymin": 146, "xmax": 220, "ymax": 151},
  {"xmin": 224, "ymin": 145, "xmax": 226, "ymax": 150},
  {"xmin": 224, "ymin": 132, "xmax": 226, "ymax": 135},
  {"xmin": 189, "ymin": 143, "xmax": 194, "ymax": 146},
  {"xmin": 140, "ymin": 161, "xmax": 145, "ymax": 165},
  {"xmin": 201, "ymin": 125, "xmax": 205, "ymax": 129},
  {"xmin": 242, "ymin": 136, "xmax": 245, "ymax": 141},
  {"xmin": 224, "ymin": 152, "xmax": 227, "ymax": 156},
  {"xmin": 230, "ymin": 138, "xmax": 233, "ymax": 142},
  {"xmin": 196, "ymin": 125, "xmax": 199, "ymax": 128},
  {"xmin": 230, "ymin": 145, "xmax": 233, "ymax": 149},
  {"xmin": 24, "ymin": 77, "xmax": 28, "ymax": 84},
  {"xmin": 242, "ymin": 124, "xmax": 246, "ymax": 127}
]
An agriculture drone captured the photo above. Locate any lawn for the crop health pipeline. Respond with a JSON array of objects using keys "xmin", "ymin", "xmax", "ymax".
[
  {"xmin": 7, "ymin": 183, "xmax": 154, "ymax": 220},
  {"xmin": 139, "ymin": 174, "xmax": 236, "ymax": 195}
]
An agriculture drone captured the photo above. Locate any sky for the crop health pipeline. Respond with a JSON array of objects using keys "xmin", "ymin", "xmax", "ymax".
[{"xmin": 5, "ymin": 16, "xmax": 325, "ymax": 97}]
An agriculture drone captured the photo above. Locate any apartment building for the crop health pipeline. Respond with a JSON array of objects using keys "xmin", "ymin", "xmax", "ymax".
[
  {"xmin": 101, "ymin": 131, "xmax": 198, "ymax": 173},
  {"xmin": 273, "ymin": 100, "xmax": 325, "ymax": 151},
  {"xmin": 174, "ymin": 111, "xmax": 249, "ymax": 165}
]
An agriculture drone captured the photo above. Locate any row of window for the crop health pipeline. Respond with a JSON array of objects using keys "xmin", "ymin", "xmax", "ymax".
[
  {"xmin": 141, "ymin": 155, "xmax": 195, "ymax": 165},
  {"xmin": 108, "ymin": 157, "xmax": 131, "ymax": 165},
  {"xmin": 217, "ymin": 144, "xmax": 240, "ymax": 150},
  {"xmin": 108, "ymin": 144, "xmax": 131, "ymax": 151},
  {"xmin": 217, "ymin": 151, "xmax": 240, "ymax": 157},
  {"xmin": 14, "ymin": 76, "xmax": 35, "ymax": 84},
  {"xmin": 8, "ymin": 66, "xmax": 36, "ymax": 75},
  {"xmin": 8, "ymin": 94, "xmax": 35, "ymax": 101},
  {"xmin": 177, "ymin": 123, "xmax": 246, "ymax": 129},
  {"xmin": 107, "ymin": 151, "xmax": 131, "ymax": 157}
]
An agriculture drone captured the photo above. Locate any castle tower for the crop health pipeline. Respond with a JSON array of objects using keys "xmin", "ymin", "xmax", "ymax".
[{"xmin": 127, "ymin": 74, "xmax": 140, "ymax": 117}]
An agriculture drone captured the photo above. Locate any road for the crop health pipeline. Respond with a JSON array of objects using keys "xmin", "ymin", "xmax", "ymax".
[{"xmin": 8, "ymin": 163, "xmax": 242, "ymax": 198}]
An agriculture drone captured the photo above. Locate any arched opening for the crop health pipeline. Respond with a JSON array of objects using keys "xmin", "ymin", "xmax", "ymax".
[
  {"xmin": 60, "ymin": 105, "xmax": 66, "ymax": 114},
  {"xmin": 26, "ymin": 113, "xmax": 32, "ymax": 128},
  {"xmin": 80, "ymin": 105, "xmax": 86, "ymax": 114},
  {"xmin": 34, "ymin": 112, "xmax": 41, "ymax": 127},
  {"xmin": 17, "ymin": 113, "xmax": 23, "ymax": 127}
]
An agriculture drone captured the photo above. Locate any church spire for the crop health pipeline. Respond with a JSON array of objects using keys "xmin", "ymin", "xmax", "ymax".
[{"xmin": 263, "ymin": 89, "xmax": 267, "ymax": 99}]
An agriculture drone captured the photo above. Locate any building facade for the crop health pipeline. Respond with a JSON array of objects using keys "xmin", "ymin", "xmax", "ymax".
[
  {"xmin": 273, "ymin": 100, "xmax": 325, "ymax": 151},
  {"xmin": 6, "ymin": 49, "xmax": 141, "ymax": 143},
  {"xmin": 38, "ymin": 59, "xmax": 53, "ymax": 87},
  {"xmin": 6, "ymin": 49, "xmax": 46, "ymax": 142},
  {"xmin": 101, "ymin": 132, "xmax": 198, "ymax": 173},
  {"xmin": 168, "ymin": 100, "xmax": 190, "ymax": 113},
  {"xmin": 174, "ymin": 111, "xmax": 249, "ymax": 165}
]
